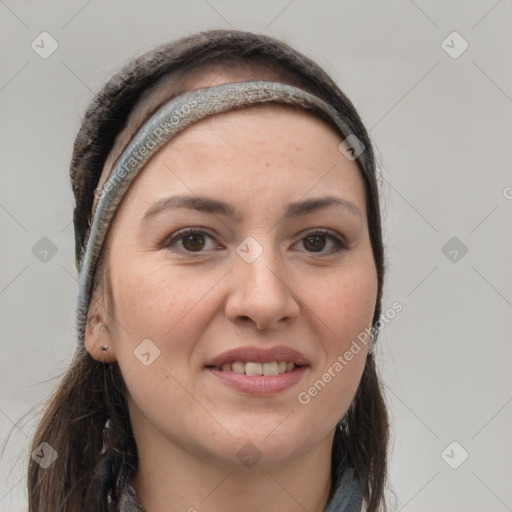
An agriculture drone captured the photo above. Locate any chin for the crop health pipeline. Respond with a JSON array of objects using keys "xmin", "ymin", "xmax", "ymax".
[{"xmin": 205, "ymin": 425, "xmax": 316, "ymax": 470}]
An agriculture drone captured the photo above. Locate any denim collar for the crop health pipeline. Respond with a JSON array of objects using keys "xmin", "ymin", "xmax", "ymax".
[{"xmin": 116, "ymin": 468, "xmax": 363, "ymax": 512}]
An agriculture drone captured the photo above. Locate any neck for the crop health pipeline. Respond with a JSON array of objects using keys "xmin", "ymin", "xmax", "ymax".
[{"xmin": 131, "ymin": 429, "xmax": 335, "ymax": 512}]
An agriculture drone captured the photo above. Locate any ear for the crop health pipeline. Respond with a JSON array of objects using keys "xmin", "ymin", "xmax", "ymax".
[{"xmin": 85, "ymin": 294, "xmax": 117, "ymax": 363}]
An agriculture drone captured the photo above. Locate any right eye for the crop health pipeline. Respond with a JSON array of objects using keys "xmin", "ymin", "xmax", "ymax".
[{"xmin": 161, "ymin": 228, "xmax": 220, "ymax": 254}]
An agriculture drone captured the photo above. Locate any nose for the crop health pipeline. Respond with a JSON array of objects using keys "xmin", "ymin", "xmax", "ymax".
[{"xmin": 224, "ymin": 245, "xmax": 301, "ymax": 330}]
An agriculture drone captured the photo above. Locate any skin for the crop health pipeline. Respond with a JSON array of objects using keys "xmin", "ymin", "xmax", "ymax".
[{"xmin": 86, "ymin": 79, "xmax": 378, "ymax": 512}]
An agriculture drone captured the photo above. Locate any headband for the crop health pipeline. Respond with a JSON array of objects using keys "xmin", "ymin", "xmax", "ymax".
[{"xmin": 74, "ymin": 80, "xmax": 361, "ymax": 346}]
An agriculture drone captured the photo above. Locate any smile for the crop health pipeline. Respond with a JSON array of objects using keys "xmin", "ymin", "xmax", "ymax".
[
  {"xmin": 213, "ymin": 360, "xmax": 298, "ymax": 375},
  {"xmin": 206, "ymin": 364, "xmax": 309, "ymax": 395}
]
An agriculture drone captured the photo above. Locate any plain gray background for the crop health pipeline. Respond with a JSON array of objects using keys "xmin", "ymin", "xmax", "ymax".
[{"xmin": 1, "ymin": 1, "xmax": 511, "ymax": 511}]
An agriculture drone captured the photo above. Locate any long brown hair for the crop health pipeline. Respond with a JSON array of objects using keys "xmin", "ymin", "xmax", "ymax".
[{"xmin": 26, "ymin": 28, "xmax": 390, "ymax": 511}]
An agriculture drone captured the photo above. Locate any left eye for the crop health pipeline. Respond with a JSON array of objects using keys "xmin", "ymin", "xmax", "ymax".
[
  {"xmin": 162, "ymin": 228, "xmax": 346, "ymax": 255},
  {"xmin": 295, "ymin": 230, "xmax": 346, "ymax": 254}
]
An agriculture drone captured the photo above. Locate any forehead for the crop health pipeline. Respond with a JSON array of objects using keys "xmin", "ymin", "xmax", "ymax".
[
  {"xmin": 117, "ymin": 104, "xmax": 366, "ymax": 219},
  {"xmin": 102, "ymin": 65, "xmax": 303, "ymax": 177},
  {"xmin": 167, "ymin": 101, "xmax": 343, "ymax": 153}
]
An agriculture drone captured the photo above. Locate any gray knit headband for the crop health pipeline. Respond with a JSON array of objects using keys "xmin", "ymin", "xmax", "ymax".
[{"xmin": 75, "ymin": 80, "xmax": 361, "ymax": 346}]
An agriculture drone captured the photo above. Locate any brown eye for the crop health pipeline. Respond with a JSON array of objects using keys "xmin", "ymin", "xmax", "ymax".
[
  {"xmin": 303, "ymin": 234, "xmax": 327, "ymax": 252},
  {"xmin": 181, "ymin": 232, "xmax": 206, "ymax": 251},
  {"xmin": 296, "ymin": 230, "xmax": 346, "ymax": 254},
  {"xmin": 162, "ymin": 228, "xmax": 346, "ymax": 256},
  {"xmin": 162, "ymin": 228, "xmax": 218, "ymax": 253}
]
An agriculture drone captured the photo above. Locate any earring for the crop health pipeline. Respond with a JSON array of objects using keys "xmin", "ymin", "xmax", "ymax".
[{"xmin": 100, "ymin": 345, "xmax": 108, "ymax": 351}]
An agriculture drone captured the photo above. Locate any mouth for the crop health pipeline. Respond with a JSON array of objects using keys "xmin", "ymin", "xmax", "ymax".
[
  {"xmin": 205, "ymin": 363, "xmax": 309, "ymax": 394},
  {"xmin": 204, "ymin": 345, "xmax": 309, "ymax": 370},
  {"xmin": 204, "ymin": 345, "xmax": 310, "ymax": 395},
  {"xmin": 206, "ymin": 360, "xmax": 304, "ymax": 376}
]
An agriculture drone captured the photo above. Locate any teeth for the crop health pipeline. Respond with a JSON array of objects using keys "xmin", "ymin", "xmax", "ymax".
[
  {"xmin": 218, "ymin": 360, "xmax": 297, "ymax": 375},
  {"xmin": 232, "ymin": 361, "xmax": 245, "ymax": 374},
  {"xmin": 245, "ymin": 362, "xmax": 263, "ymax": 376},
  {"xmin": 263, "ymin": 361, "xmax": 279, "ymax": 376}
]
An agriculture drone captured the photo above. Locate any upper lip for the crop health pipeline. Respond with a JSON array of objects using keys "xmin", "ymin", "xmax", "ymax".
[{"xmin": 205, "ymin": 346, "xmax": 310, "ymax": 367}]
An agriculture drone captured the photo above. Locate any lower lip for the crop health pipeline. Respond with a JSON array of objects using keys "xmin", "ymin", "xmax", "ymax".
[{"xmin": 206, "ymin": 366, "xmax": 308, "ymax": 395}]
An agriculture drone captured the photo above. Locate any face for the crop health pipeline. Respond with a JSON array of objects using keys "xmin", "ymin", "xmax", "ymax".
[{"xmin": 87, "ymin": 103, "xmax": 378, "ymax": 470}]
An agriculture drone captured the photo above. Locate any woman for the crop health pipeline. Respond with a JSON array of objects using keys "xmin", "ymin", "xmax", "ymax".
[{"xmin": 27, "ymin": 28, "xmax": 389, "ymax": 512}]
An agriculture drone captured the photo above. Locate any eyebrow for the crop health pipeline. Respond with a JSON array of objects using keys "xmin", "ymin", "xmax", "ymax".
[{"xmin": 141, "ymin": 194, "xmax": 362, "ymax": 224}]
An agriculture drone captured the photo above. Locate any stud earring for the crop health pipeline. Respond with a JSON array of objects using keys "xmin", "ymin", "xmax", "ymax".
[{"xmin": 100, "ymin": 345, "xmax": 108, "ymax": 351}]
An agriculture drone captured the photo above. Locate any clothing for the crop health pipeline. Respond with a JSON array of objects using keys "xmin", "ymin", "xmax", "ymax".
[{"xmin": 115, "ymin": 468, "xmax": 364, "ymax": 512}]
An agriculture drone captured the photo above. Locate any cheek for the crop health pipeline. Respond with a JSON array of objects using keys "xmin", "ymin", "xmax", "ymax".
[
  {"xmin": 109, "ymin": 257, "xmax": 224, "ymax": 378},
  {"xmin": 309, "ymin": 259, "xmax": 378, "ymax": 343},
  {"xmin": 308, "ymin": 261, "xmax": 378, "ymax": 386},
  {"xmin": 109, "ymin": 260, "xmax": 206, "ymax": 414},
  {"xmin": 111, "ymin": 257, "xmax": 205, "ymax": 333},
  {"xmin": 301, "ymin": 259, "xmax": 377, "ymax": 403},
  {"xmin": 111, "ymin": 249, "xmax": 378, "ymax": 365}
]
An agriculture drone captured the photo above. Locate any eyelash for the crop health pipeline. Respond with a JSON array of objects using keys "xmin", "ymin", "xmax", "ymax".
[{"xmin": 161, "ymin": 227, "xmax": 347, "ymax": 256}]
